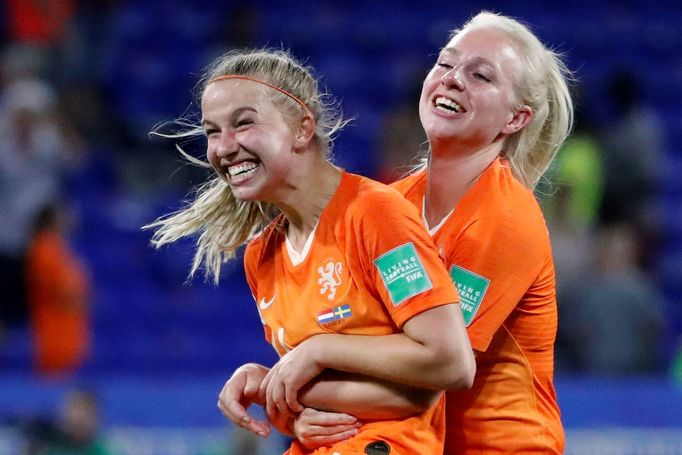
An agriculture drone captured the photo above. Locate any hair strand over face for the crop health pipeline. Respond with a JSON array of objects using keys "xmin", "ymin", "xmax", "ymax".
[{"xmin": 144, "ymin": 48, "xmax": 349, "ymax": 283}]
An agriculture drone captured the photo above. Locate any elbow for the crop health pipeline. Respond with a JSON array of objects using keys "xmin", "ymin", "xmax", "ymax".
[
  {"xmin": 460, "ymin": 354, "xmax": 477, "ymax": 389},
  {"xmin": 443, "ymin": 349, "xmax": 476, "ymax": 390}
]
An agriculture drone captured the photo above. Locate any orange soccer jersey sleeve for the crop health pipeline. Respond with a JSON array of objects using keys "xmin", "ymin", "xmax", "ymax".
[
  {"xmin": 447, "ymin": 198, "xmax": 554, "ymax": 351},
  {"xmin": 343, "ymin": 184, "xmax": 460, "ymax": 328}
]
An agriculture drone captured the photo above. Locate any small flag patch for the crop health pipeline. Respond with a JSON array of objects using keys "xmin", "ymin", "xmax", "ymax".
[{"xmin": 317, "ymin": 304, "xmax": 352, "ymax": 324}]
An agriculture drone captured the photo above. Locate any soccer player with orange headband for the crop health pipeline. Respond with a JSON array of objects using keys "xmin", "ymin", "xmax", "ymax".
[{"xmin": 146, "ymin": 48, "xmax": 475, "ymax": 454}]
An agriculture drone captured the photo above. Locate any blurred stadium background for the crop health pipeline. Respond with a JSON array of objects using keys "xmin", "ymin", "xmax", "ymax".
[{"xmin": 0, "ymin": 0, "xmax": 681, "ymax": 454}]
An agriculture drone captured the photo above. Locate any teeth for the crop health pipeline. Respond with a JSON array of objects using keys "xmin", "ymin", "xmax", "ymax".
[
  {"xmin": 435, "ymin": 96, "xmax": 461, "ymax": 113},
  {"xmin": 227, "ymin": 162, "xmax": 258, "ymax": 177},
  {"xmin": 226, "ymin": 162, "xmax": 259, "ymax": 182}
]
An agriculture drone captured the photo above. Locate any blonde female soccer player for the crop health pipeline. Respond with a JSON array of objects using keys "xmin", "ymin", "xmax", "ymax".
[
  {"xmin": 147, "ymin": 49, "xmax": 475, "ymax": 454},
  {"xmin": 290, "ymin": 11, "xmax": 573, "ymax": 454}
]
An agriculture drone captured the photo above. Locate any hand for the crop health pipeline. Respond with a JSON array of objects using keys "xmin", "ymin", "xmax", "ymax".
[
  {"xmin": 217, "ymin": 363, "xmax": 271, "ymax": 437},
  {"xmin": 260, "ymin": 338, "xmax": 324, "ymax": 417},
  {"xmin": 264, "ymin": 401, "xmax": 296, "ymax": 437},
  {"xmin": 293, "ymin": 408, "xmax": 362, "ymax": 450}
]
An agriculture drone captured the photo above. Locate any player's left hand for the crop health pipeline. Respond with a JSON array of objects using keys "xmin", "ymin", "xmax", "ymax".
[
  {"xmin": 293, "ymin": 408, "xmax": 361, "ymax": 449},
  {"xmin": 260, "ymin": 338, "xmax": 324, "ymax": 416}
]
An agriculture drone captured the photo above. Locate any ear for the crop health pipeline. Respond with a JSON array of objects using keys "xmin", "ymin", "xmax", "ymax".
[
  {"xmin": 293, "ymin": 115, "xmax": 316, "ymax": 149},
  {"xmin": 502, "ymin": 105, "xmax": 532, "ymax": 135}
]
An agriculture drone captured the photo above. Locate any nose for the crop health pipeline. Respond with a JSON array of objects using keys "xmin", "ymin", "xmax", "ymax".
[
  {"xmin": 215, "ymin": 130, "xmax": 239, "ymax": 159},
  {"xmin": 441, "ymin": 67, "xmax": 464, "ymax": 91}
]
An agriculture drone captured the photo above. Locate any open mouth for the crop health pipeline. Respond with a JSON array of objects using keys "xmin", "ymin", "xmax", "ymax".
[
  {"xmin": 226, "ymin": 161, "xmax": 259, "ymax": 183},
  {"xmin": 434, "ymin": 96, "xmax": 462, "ymax": 113}
]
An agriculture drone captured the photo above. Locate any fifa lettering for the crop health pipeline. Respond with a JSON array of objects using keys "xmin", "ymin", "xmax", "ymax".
[{"xmin": 406, "ymin": 271, "xmax": 424, "ymax": 282}]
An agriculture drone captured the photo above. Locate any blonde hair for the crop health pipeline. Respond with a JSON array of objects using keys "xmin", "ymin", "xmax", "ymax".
[
  {"xmin": 145, "ymin": 49, "xmax": 346, "ymax": 283},
  {"xmin": 450, "ymin": 11, "xmax": 574, "ymax": 188}
]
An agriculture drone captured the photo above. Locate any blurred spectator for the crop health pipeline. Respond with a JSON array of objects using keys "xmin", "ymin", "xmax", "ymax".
[
  {"xmin": 542, "ymin": 87, "xmax": 604, "ymax": 231},
  {"xmin": 542, "ymin": 97, "xmax": 604, "ymax": 371},
  {"xmin": 568, "ymin": 224, "xmax": 665, "ymax": 374},
  {"xmin": 25, "ymin": 388, "xmax": 113, "ymax": 455},
  {"xmin": 6, "ymin": 0, "xmax": 75, "ymax": 47},
  {"xmin": 599, "ymin": 69, "xmax": 665, "ymax": 268},
  {"xmin": 0, "ymin": 77, "xmax": 82, "ymax": 330},
  {"xmin": 375, "ymin": 73, "xmax": 426, "ymax": 183},
  {"xmin": 5, "ymin": 0, "xmax": 77, "ymax": 88},
  {"xmin": 25, "ymin": 203, "xmax": 91, "ymax": 376},
  {"xmin": 1, "ymin": 43, "xmax": 46, "ymax": 87}
]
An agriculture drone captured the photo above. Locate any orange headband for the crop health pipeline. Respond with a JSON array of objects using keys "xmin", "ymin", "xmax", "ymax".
[{"xmin": 208, "ymin": 74, "xmax": 314, "ymax": 120}]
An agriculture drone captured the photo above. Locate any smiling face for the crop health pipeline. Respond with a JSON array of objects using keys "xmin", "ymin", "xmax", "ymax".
[
  {"xmin": 201, "ymin": 79, "xmax": 298, "ymax": 202},
  {"xmin": 419, "ymin": 27, "xmax": 530, "ymax": 153}
]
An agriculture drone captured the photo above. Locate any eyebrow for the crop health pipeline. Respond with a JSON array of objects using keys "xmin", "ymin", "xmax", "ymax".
[
  {"xmin": 440, "ymin": 48, "xmax": 495, "ymax": 69},
  {"xmin": 201, "ymin": 106, "xmax": 257, "ymax": 127}
]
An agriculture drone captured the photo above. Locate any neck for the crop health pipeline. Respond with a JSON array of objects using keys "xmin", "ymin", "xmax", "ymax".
[
  {"xmin": 424, "ymin": 142, "xmax": 500, "ymax": 227},
  {"xmin": 277, "ymin": 153, "xmax": 341, "ymax": 243}
]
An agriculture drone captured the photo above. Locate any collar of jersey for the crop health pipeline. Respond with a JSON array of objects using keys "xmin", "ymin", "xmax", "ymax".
[{"xmin": 285, "ymin": 221, "xmax": 320, "ymax": 266}]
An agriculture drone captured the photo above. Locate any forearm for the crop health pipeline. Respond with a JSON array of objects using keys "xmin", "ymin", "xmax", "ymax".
[
  {"xmin": 298, "ymin": 370, "xmax": 441, "ymax": 420},
  {"xmin": 306, "ymin": 305, "xmax": 475, "ymax": 390}
]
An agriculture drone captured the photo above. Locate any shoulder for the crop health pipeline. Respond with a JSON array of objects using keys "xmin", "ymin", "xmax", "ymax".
[
  {"xmin": 243, "ymin": 235, "xmax": 264, "ymax": 271},
  {"xmin": 343, "ymin": 172, "xmax": 420, "ymax": 219},
  {"xmin": 244, "ymin": 217, "xmax": 283, "ymax": 265},
  {"xmin": 390, "ymin": 168, "xmax": 426, "ymax": 199},
  {"xmin": 461, "ymin": 161, "xmax": 550, "ymax": 249}
]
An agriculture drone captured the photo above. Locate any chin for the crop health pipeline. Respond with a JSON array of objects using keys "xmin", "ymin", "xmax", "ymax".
[{"xmin": 230, "ymin": 187, "xmax": 259, "ymax": 202}]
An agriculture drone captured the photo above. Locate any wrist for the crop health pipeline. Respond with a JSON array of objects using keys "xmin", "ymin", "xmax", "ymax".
[{"xmin": 306, "ymin": 334, "xmax": 330, "ymax": 370}]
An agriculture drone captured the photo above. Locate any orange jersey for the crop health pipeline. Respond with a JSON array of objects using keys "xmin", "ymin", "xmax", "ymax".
[
  {"xmin": 244, "ymin": 171, "xmax": 459, "ymax": 455},
  {"xmin": 392, "ymin": 159, "xmax": 564, "ymax": 454}
]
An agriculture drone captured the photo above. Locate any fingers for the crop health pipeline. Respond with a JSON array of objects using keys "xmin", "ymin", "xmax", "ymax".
[
  {"xmin": 246, "ymin": 418, "xmax": 272, "ymax": 437},
  {"xmin": 266, "ymin": 378, "xmax": 283, "ymax": 419},
  {"xmin": 243, "ymin": 367, "xmax": 264, "ymax": 401},
  {"xmin": 263, "ymin": 364, "xmax": 303, "ymax": 416},
  {"xmin": 258, "ymin": 367, "xmax": 273, "ymax": 404},
  {"xmin": 217, "ymin": 366, "xmax": 272, "ymax": 437},
  {"xmin": 217, "ymin": 393, "xmax": 271, "ymax": 437},
  {"xmin": 298, "ymin": 408, "xmax": 359, "ymax": 428},
  {"xmin": 293, "ymin": 408, "xmax": 361, "ymax": 449},
  {"xmin": 285, "ymin": 380, "xmax": 304, "ymax": 413},
  {"xmin": 293, "ymin": 408, "xmax": 362, "ymax": 450},
  {"xmin": 243, "ymin": 364, "xmax": 268, "ymax": 403},
  {"xmin": 302, "ymin": 423, "xmax": 361, "ymax": 436},
  {"xmin": 217, "ymin": 379, "xmax": 249, "ymax": 425},
  {"xmin": 217, "ymin": 393, "xmax": 249, "ymax": 425},
  {"xmin": 299, "ymin": 427, "xmax": 361, "ymax": 449}
]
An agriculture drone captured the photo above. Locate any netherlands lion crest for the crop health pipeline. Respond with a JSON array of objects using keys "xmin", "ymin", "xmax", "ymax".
[{"xmin": 318, "ymin": 261, "xmax": 342, "ymax": 300}]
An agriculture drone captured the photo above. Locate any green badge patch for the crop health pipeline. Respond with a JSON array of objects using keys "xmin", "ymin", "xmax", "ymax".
[
  {"xmin": 449, "ymin": 265, "xmax": 490, "ymax": 326},
  {"xmin": 375, "ymin": 242, "xmax": 432, "ymax": 306}
]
